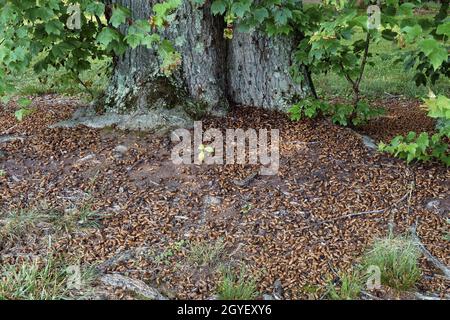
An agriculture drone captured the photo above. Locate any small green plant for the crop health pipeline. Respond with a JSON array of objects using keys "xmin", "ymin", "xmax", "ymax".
[
  {"xmin": 14, "ymin": 97, "xmax": 33, "ymax": 121},
  {"xmin": 301, "ymin": 284, "xmax": 321, "ymax": 299},
  {"xmin": 289, "ymin": 99, "xmax": 384, "ymax": 127},
  {"xmin": 217, "ymin": 267, "xmax": 259, "ymax": 300},
  {"xmin": 379, "ymin": 93, "xmax": 449, "ymax": 165},
  {"xmin": 326, "ymin": 271, "xmax": 362, "ymax": 300},
  {"xmin": 198, "ymin": 144, "xmax": 215, "ymax": 163},
  {"xmin": 14, "ymin": 108, "xmax": 34, "ymax": 121},
  {"xmin": 362, "ymin": 234, "xmax": 421, "ymax": 291},
  {"xmin": 0, "ymin": 169, "xmax": 6, "ymax": 177},
  {"xmin": 155, "ymin": 239, "xmax": 188, "ymax": 265},
  {"xmin": 288, "ymin": 98, "xmax": 331, "ymax": 121},
  {"xmin": 188, "ymin": 238, "xmax": 225, "ymax": 267},
  {"xmin": 240, "ymin": 203, "xmax": 253, "ymax": 215}
]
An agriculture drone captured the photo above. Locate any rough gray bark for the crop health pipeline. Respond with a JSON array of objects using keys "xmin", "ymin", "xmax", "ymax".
[
  {"xmin": 101, "ymin": 0, "xmax": 303, "ymax": 131},
  {"xmin": 227, "ymin": 31, "xmax": 301, "ymax": 109},
  {"xmin": 101, "ymin": 0, "xmax": 227, "ymax": 130}
]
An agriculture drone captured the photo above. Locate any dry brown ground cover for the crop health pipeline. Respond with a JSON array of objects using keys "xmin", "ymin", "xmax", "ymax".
[{"xmin": 0, "ymin": 95, "xmax": 448, "ymax": 299}]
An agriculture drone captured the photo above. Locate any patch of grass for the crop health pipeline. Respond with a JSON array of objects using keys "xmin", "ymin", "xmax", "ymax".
[
  {"xmin": 0, "ymin": 255, "xmax": 90, "ymax": 300},
  {"xmin": 0, "ymin": 202, "xmax": 102, "ymax": 245},
  {"xmin": 0, "ymin": 254, "xmax": 97, "ymax": 300},
  {"xmin": 188, "ymin": 238, "xmax": 225, "ymax": 267},
  {"xmin": 362, "ymin": 234, "xmax": 421, "ymax": 291},
  {"xmin": 51, "ymin": 202, "xmax": 102, "ymax": 233},
  {"xmin": 0, "ymin": 209, "xmax": 48, "ymax": 243},
  {"xmin": 326, "ymin": 271, "xmax": 363, "ymax": 300},
  {"xmin": 217, "ymin": 267, "xmax": 259, "ymax": 300}
]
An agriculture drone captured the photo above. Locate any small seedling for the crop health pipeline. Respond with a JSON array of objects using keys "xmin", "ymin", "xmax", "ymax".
[
  {"xmin": 302, "ymin": 284, "xmax": 321, "ymax": 299},
  {"xmin": 14, "ymin": 97, "xmax": 33, "ymax": 121},
  {"xmin": 156, "ymin": 240, "xmax": 188, "ymax": 265},
  {"xmin": 240, "ymin": 203, "xmax": 253, "ymax": 215},
  {"xmin": 198, "ymin": 144, "xmax": 214, "ymax": 163}
]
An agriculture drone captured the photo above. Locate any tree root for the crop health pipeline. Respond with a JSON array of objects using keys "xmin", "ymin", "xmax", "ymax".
[
  {"xmin": 100, "ymin": 273, "xmax": 168, "ymax": 300},
  {"xmin": 410, "ymin": 224, "xmax": 450, "ymax": 280}
]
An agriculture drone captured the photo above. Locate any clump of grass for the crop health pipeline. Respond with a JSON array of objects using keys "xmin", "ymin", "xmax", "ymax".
[
  {"xmin": 0, "ymin": 209, "xmax": 48, "ymax": 244},
  {"xmin": 50, "ymin": 202, "xmax": 102, "ymax": 232},
  {"xmin": 362, "ymin": 234, "xmax": 421, "ymax": 291},
  {"xmin": 217, "ymin": 267, "xmax": 259, "ymax": 300},
  {"xmin": 0, "ymin": 256, "xmax": 69, "ymax": 300},
  {"xmin": 327, "ymin": 271, "xmax": 363, "ymax": 300},
  {"xmin": 0, "ymin": 255, "xmax": 97, "ymax": 300},
  {"xmin": 188, "ymin": 238, "xmax": 225, "ymax": 267},
  {"xmin": 0, "ymin": 202, "xmax": 101, "ymax": 245}
]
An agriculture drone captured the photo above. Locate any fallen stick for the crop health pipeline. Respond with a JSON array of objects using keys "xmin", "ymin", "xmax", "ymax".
[
  {"xmin": 304, "ymin": 191, "xmax": 411, "ymax": 231},
  {"xmin": 313, "ymin": 209, "xmax": 385, "ymax": 228},
  {"xmin": 1, "ymin": 124, "xmax": 18, "ymax": 135},
  {"xmin": 233, "ymin": 171, "xmax": 258, "ymax": 187},
  {"xmin": 410, "ymin": 225, "xmax": 450, "ymax": 280}
]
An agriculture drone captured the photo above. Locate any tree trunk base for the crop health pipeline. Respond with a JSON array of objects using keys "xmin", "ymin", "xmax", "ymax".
[{"xmin": 98, "ymin": 0, "xmax": 305, "ymax": 131}]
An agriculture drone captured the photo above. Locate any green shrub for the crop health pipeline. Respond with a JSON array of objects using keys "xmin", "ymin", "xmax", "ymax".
[{"xmin": 379, "ymin": 94, "xmax": 449, "ymax": 165}]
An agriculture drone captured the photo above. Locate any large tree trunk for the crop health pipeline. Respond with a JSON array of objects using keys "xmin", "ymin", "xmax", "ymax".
[
  {"xmin": 101, "ymin": 0, "xmax": 304, "ymax": 131},
  {"xmin": 227, "ymin": 31, "xmax": 301, "ymax": 109}
]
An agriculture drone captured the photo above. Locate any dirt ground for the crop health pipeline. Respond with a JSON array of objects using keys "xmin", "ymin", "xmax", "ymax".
[{"xmin": 0, "ymin": 95, "xmax": 448, "ymax": 299}]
